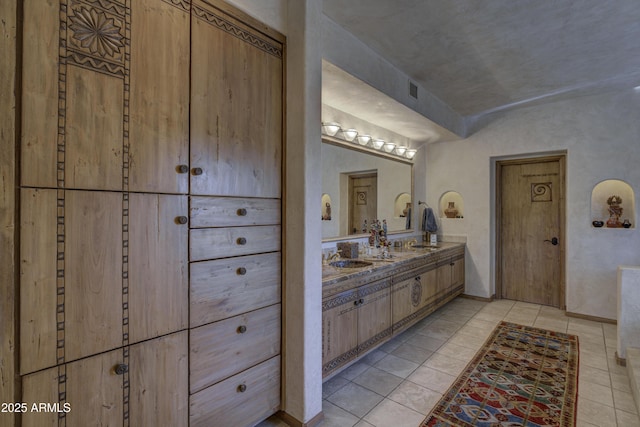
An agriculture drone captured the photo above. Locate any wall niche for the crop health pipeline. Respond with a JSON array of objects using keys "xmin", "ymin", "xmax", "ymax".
[
  {"xmin": 394, "ymin": 192, "xmax": 412, "ymax": 218},
  {"xmin": 439, "ymin": 191, "xmax": 464, "ymax": 219},
  {"xmin": 591, "ymin": 180, "xmax": 635, "ymax": 228},
  {"xmin": 322, "ymin": 193, "xmax": 333, "ymax": 221}
]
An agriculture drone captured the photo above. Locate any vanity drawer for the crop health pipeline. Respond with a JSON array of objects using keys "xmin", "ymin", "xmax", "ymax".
[
  {"xmin": 190, "ymin": 196, "xmax": 280, "ymax": 228},
  {"xmin": 190, "ymin": 252, "xmax": 281, "ymax": 328},
  {"xmin": 189, "ymin": 225, "xmax": 280, "ymax": 261},
  {"xmin": 190, "ymin": 304, "xmax": 281, "ymax": 394},
  {"xmin": 189, "ymin": 355, "xmax": 280, "ymax": 427}
]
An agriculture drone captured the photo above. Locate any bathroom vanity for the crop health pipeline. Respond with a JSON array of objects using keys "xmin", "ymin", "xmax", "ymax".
[{"xmin": 321, "ymin": 242, "xmax": 465, "ymax": 378}]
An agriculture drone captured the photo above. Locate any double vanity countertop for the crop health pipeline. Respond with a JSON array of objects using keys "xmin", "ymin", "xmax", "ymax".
[{"xmin": 322, "ymin": 242, "xmax": 465, "ymax": 298}]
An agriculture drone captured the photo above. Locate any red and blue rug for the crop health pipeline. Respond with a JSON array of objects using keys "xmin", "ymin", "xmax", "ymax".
[{"xmin": 420, "ymin": 321, "xmax": 579, "ymax": 427}]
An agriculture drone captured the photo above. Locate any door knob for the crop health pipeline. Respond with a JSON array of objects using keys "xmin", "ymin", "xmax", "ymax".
[{"xmin": 544, "ymin": 237, "xmax": 559, "ymax": 245}]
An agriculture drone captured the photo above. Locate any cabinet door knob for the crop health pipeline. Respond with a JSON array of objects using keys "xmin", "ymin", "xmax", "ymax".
[
  {"xmin": 192, "ymin": 167, "xmax": 203, "ymax": 176},
  {"xmin": 359, "ymin": 298, "xmax": 364, "ymax": 305},
  {"xmin": 176, "ymin": 216, "xmax": 188, "ymax": 225},
  {"xmin": 237, "ymin": 267, "xmax": 247, "ymax": 275},
  {"xmin": 237, "ymin": 384, "xmax": 247, "ymax": 393},
  {"xmin": 237, "ymin": 325, "xmax": 247, "ymax": 334},
  {"xmin": 176, "ymin": 164, "xmax": 189, "ymax": 174},
  {"xmin": 415, "ymin": 276, "xmax": 421, "ymax": 281},
  {"xmin": 236, "ymin": 237, "xmax": 247, "ymax": 245},
  {"xmin": 114, "ymin": 364, "xmax": 128, "ymax": 375},
  {"xmin": 237, "ymin": 208, "xmax": 248, "ymax": 216}
]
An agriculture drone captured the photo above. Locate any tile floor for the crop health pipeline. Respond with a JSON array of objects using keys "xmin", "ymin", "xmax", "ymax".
[{"xmin": 259, "ymin": 297, "xmax": 640, "ymax": 427}]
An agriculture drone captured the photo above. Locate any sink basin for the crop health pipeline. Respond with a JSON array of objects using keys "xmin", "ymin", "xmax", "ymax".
[
  {"xmin": 329, "ymin": 260, "xmax": 373, "ymax": 268},
  {"xmin": 411, "ymin": 245, "xmax": 439, "ymax": 249}
]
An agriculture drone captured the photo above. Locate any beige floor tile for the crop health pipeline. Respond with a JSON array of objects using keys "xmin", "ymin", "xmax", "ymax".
[
  {"xmin": 353, "ymin": 420, "xmax": 375, "ymax": 427},
  {"xmin": 391, "ymin": 342, "xmax": 433, "ymax": 364},
  {"xmin": 363, "ymin": 398, "xmax": 426, "ymax": 427},
  {"xmin": 417, "ymin": 318, "xmax": 461, "ymax": 340},
  {"xmin": 407, "ymin": 365, "xmax": 456, "ymax": 394},
  {"xmin": 577, "ymin": 396, "xmax": 617, "ymax": 427},
  {"xmin": 446, "ymin": 331, "xmax": 487, "ymax": 350},
  {"xmin": 610, "ymin": 371, "xmax": 633, "ymax": 393},
  {"xmin": 352, "ymin": 366, "xmax": 403, "ymax": 396},
  {"xmin": 373, "ymin": 354, "xmax": 419, "ymax": 378},
  {"xmin": 327, "ymin": 382, "xmax": 384, "ymax": 418},
  {"xmin": 387, "ymin": 381, "xmax": 442, "ymax": 415},
  {"xmin": 359, "ymin": 349, "xmax": 388, "ymax": 366},
  {"xmin": 613, "ymin": 388, "xmax": 638, "ymax": 414},
  {"xmin": 473, "ymin": 310, "xmax": 506, "ymax": 323},
  {"xmin": 616, "ymin": 409, "xmax": 640, "ymax": 427},
  {"xmin": 321, "ymin": 401, "xmax": 361, "ymax": 427},
  {"xmin": 322, "ymin": 375, "xmax": 350, "ymax": 399},
  {"xmin": 578, "ymin": 364, "xmax": 612, "ymax": 389},
  {"xmin": 424, "ymin": 352, "xmax": 469, "ymax": 377},
  {"xmin": 581, "ymin": 348, "xmax": 610, "ymax": 371},
  {"xmin": 404, "ymin": 333, "xmax": 446, "ymax": 352},
  {"xmin": 435, "ymin": 341, "xmax": 478, "ymax": 363},
  {"xmin": 579, "ymin": 380, "xmax": 614, "ymax": 407},
  {"xmin": 255, "ymin": 415, "xmax": 290, "ymax": 427},
  {"xmin": 339, "ymin": 362, "xmax": 372, "ymax": 381}
]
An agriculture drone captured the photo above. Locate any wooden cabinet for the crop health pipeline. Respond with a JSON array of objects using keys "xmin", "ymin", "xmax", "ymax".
[
  {"xmin": 323, "ymin": 245, "xmax": 465, "ymax": 379},
  {"xmin": 322, "ymin": 279, "xmax": 391, "ymax": 377},
  {"xmin": 19, "ymin": 0, "xmax": 283, "ymax": 425}
]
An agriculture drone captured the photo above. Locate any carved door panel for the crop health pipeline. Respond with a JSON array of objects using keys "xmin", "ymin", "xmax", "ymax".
[
  {"xmin": 190, "ymin": 0, "xmax": 283, "ymax": 197},
  {"xmin": 322, "ymin": 289, "xmax": 358, "ymax": 376},
  {"xmin": 357, "ymin": 280, "xmax": 391, "ymax": 355}
]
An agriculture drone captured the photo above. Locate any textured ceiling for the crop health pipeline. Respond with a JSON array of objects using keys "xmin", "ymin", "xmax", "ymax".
[{"xmin": 323, "ymin": 0, "xmax": 640, "ymax": 118}]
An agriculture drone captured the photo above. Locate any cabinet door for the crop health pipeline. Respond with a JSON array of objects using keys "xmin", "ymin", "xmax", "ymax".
[
  {"xmin": 128, "ymin": 0, "xmax": 190, "ymax": 194},
  {"xmin": 190, "ymin": 0, "xmax": 283, "ymax": 197},
  {"xmin": 451, "ymin": 256, "xmax": 465, "ymax": 289},
  {"xmin": 129, "ymin": 331, "xmax": 189, "ymax": 427},
  {"xmin": 418, "ymin": 268, "xmax": 438, "ymax": 310},
  {"xmin": 322, "ymin": 289, "xmax": 358, "ymax": 376},
  {"xmin": 357, "ymin": 280, "xmax": 392, "ymax": 355},
  {"xmin": 436, "ymin": 258, "xmax": 453, "ymax": 297},
  {"xmin": 129, "ymin": 193, "xmax": 188, "ymax": 343},
  {"xmin": 392, "ymin": 278, "xmax": 417, "ymax": 327}
]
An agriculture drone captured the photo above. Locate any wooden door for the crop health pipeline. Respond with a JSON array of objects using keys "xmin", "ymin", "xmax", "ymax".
[
  {"xmin": 498, "ymin": 157, "xmax": 564, "ymax": 307},
  {"xmin": 128, "ymin": 0, "xmax": 190, "ymax": 194},
  {"xmin": 190, "ymin": 0, "xmax": 283, "ymax": 198},
  {"xmin": 357, "ymin": 280, "xmax": 391, "ymax": 355},
  {"xmin": 322, "ymin": 289, "xmax": 358, "ymax": 376},
  {"xmin": 349, "ymin": 174, "xmax": 377, "ymax": 234}
]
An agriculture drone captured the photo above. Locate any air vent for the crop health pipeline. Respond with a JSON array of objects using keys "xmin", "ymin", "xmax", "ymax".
[{"xmin": 409, "ymin": 81, "xmax": 418, "ymax": 99}]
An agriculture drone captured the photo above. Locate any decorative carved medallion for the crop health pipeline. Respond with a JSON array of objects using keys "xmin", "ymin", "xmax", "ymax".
[
  {"xmin": 69, "ymin": 6, "xmax": 124, "ymax": 57},
  {"xmin": 357, "ymin": 191, "xmax": 367, "ymax": 205},
  {"xmin": 411, "ymin": 280, "xmax": 422, "ymax": 307},
  {"xmin": 531, "ymin": 182, "xmax": 552, "ymax": 202}
]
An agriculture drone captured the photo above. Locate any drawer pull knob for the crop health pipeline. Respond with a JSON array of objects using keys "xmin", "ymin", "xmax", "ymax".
[
  {"xmin": 236, "ymin": 237, "xmax": 247, "ymax": 245},
  {"xmin": 237, "ymin": 208, "xmax": 248, "ymax": 216},
  {"xmin": 237, "ymin": 384, "xmax": 247, "ymax": 393},
  {"xmin": 359, "ymin": 298, "xmax": 364, "ymax": 305},
  {"xmin": 237, "ymin": 325, "xmax": 247, "ymax": 334},
  {"xmin": 237, "ymin": 267, "xmax": 247, "ymax": 275},
  {"xmin": 176, "ymin": 216, "xmax": 188, "ymax": 224},
  {"xmin": 114, "ymin": 364, "xmax": 128, "ymax": 375},
  {"xmin": 192, "ymin": 167, "xmax": 203, "ymax": 176},
  {"xmin": 177, "ymin": 164, "xmax": 189, "ymax": 174},
  {"xmin": 415, "ymin": 276, "xmax": 421, "ymax": 281}
]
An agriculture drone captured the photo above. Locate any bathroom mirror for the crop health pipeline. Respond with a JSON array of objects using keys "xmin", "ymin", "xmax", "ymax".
[{"xmin": 322, "ymin": 137, "xmax": 413, "ymax": 240}]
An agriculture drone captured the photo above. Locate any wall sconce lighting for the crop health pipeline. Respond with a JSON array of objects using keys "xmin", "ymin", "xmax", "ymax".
[
  {"xmin": 405, "ymin": 149, "xmax": 416, "ymax": 159},
  {"xmin": 383, "ymin": 142, "xmax": 396, "ymax": 153},
  {"xmin": 322, "ymin": 122, "xmax": 341, "ymax": 136},
  {"xmin": 395, "ymin": 146, "xmax": 407, "ymax": 156},
  {"xmin": 356, "ymin": 134, "xmax": 371, "ymax": 146},
  {"xmin": 342, "ymin": 128, "xmax": 358, "ymax": 142},
  {"xmin": 372, "ymin": 139, "xmax": 385, "ymax": 149}
]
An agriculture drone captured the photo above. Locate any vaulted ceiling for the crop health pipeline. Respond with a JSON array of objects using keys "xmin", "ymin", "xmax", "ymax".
[{"xmin": 322, "ymin": 0, "xmax": 640, "ymax": 137}]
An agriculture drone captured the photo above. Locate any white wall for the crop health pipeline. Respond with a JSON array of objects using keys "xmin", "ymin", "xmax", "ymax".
[{"xmin": 427, "ymin": 89, "xmax": 640, "ymax": 320}]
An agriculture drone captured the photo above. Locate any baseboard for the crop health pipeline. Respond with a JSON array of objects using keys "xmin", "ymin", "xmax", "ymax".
[
  {"xmin": 616, "ymin": 351, "xmax": 627, "ymax": 367},
  {"xmin": 461, "ymin": 293, "xmax": 494, "ymax": 302},
  {"xmin": 276, "ymin": 410, "xmax": 324, "ymax": 427},
  {"xmin": 565, "ymin": 311, "xmax": 617, "ymax": 325}
]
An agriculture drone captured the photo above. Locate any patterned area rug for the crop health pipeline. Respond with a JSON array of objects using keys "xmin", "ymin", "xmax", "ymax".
[{"xmin": 420, "ymin": 321, "xmax": 579, "ymax": 427}]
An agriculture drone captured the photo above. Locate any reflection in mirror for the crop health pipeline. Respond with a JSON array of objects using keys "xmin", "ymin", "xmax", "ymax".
[
  {"xmin": 322, "ymin": 138, "xmax": 413, "ymax": 240},
  {"xmin": 321, "ymin": 193, "xmax": 333, "ymax": 220}
]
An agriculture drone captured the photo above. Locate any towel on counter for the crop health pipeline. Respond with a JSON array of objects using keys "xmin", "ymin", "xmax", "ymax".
[
  {"xmin": 422, "ymin": 207, "xmax": 438, "ymax": 232},
  {"xmin": 405, "ymin": 207, "xmax": 412, "ymax": 229}
]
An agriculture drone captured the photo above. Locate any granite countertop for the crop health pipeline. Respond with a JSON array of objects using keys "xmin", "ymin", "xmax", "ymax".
[{"xmin": 322, "ymin": 242, "xmax": 464, "ymax": 298}]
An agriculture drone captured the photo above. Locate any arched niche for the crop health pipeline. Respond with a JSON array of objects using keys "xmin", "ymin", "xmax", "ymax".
[
  {"xmin": 439, "ymin": 191, "xmax": 464, "ymax": 219},
  {"xmin": 321, "ymin": 193, "xmax": 333, "ymax": 221},
  {"xmin": 591, "ymin": 180, "xmax": 635, "ymax": 228},
  {"xmin": 394, "ymin": 192, "xmax": 412, "ymax": 218}
]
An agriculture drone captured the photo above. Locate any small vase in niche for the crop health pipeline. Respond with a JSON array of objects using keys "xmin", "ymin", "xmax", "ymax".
[{"xmin": 444, "ymin": 201, "xmax": 458, "ymax": 218}]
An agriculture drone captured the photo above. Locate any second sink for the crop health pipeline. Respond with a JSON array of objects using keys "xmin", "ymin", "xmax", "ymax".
[{"xmin": 329, "ymin": 260, "xmax": 373, "ymax": 268}]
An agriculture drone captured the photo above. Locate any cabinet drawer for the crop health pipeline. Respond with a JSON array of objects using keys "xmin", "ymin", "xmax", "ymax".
[
  {"xmin": 190, "ymin": 304, "xmax": 281, "ymax": 394},
  {"xmin": 190, "ymin": 196, "xmax": 280, "ymax": 228},
  {"xmin": 189, "ymin": 225, "xmax": 280, "ymax": 261},
  {"xmin": 189, "ymin": 356, "xmax": 280, "ymax": 427},
  {"xmin": 190, "ymin": 252, "xmax": 281, "ymax": 328}
]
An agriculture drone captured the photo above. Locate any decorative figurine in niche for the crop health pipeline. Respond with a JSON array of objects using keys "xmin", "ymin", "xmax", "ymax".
[
  {"xmin": 606, "ymin": 195, "xmax": 623, "ymax": 228},
  {"xmin": 322, "ymin": 202, "xmax": 332, "ymax": 221},
  {"xmin": 362, "ymin": 219, "xmax": 368, "ymax": 233},
  {"xmin": 444, "ymin": 201, "xmax": 458, "ymax": 218}
]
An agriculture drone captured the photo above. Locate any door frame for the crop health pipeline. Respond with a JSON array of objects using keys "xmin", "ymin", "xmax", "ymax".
[{"xmin": 495, "ymin": 154, "xmax": 566, "ymax": 309}]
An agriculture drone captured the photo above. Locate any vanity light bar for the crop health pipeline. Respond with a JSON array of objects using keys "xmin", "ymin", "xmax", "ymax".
[{"xmin": 321, "ymin": 122, "xmax": 415, "ymax": 159}]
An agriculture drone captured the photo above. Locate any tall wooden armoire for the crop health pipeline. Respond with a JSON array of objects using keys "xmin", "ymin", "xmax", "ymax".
[{"xmin": 19, "ymin": 0, "xmax": 284, "ymax": 425}]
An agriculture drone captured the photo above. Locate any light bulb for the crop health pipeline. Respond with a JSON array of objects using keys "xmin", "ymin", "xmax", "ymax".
[{"xmin": 321, "ymin": 122, "xmax": 341, "ymax": 136}]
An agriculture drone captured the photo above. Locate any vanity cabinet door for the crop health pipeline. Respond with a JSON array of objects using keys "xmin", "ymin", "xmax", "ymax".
[
  {"xmin": 357, "ymin": 279, "xmax": 392, "ymax": 355},
  {"xmin": 451, "ymin": 256, "xmax": 465, "ymax": 289},
  {"xmin": 392, "ymin": 277, "xmax": 418, "ymax": 327},
  {"xmin": 322, "ymin": 289, "xmax": 358, "ymax": 377}
]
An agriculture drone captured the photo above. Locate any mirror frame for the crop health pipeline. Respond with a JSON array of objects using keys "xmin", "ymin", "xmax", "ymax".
[{"xmin": 321, "ymin": 135, "xmax": 415, "ymax": 242}]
